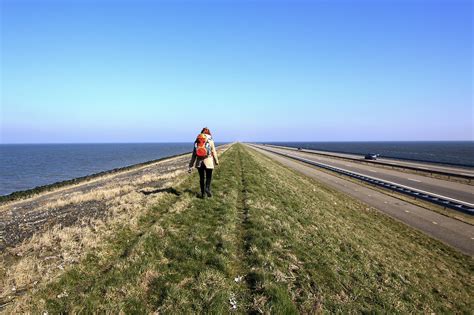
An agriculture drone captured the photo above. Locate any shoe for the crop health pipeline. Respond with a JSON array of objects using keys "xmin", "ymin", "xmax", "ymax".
[
  {"xmin": 199, "ymin": 192, "xmax": 206, "ymax": 199},
  {"xmin": 205, "ymin": 187, "xmax": 212, "ymax": 198}
]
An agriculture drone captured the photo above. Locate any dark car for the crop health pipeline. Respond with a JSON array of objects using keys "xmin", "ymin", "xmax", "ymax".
[
  {"xmin": 297, "ymin": 147, "xmax": 303, "ymax": 151},
  {"xmin": 364, "ymin": 153, "xmax": 378, "ymax": 160}
]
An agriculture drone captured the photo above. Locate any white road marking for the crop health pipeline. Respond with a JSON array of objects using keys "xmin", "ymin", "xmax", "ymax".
[
  {"xmin": 407, "ymin": 178, "xmax": 421, "ymax": 182},
  {"xmin": 405, "ymin": 210, "xmax": 410, "ymax": 213},
  {"xmin": 432, "ymin": 221, "xmax": 438, "ymax": 225},
  {"xmin": 369, "ymin": 170, "xmax": 377, "ymax": 173}
]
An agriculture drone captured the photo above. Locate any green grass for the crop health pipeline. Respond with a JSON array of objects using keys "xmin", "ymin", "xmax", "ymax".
[{"xmin": 18, "ymin": 144, "xmax": 473, "ymax": 313}]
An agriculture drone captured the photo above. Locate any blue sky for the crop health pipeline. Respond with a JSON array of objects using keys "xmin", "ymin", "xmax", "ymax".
[{"xmin": 1, "ymin": 0, "xmax": 472, "ymax": 143}]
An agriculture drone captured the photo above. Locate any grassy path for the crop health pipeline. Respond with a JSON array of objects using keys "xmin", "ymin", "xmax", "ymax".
[{"xmin": 15, "ymin": 144, "xmax": 473, "ymax": 313}]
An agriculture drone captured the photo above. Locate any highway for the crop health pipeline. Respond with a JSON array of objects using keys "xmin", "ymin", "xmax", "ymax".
[
  {"xmin": 256, "ymin": 144, "xmax": 474, "ymax": 206},
  {"xmin": 247, "ymin": 144, "xmax": 474, "ymax": 255},
  {"xmin": 265, "ymin": 144, "xmax": 474, "ymax": 178}
]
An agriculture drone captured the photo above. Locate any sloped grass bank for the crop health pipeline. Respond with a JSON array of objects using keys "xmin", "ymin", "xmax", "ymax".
[
  {"xmin": 13, "ymin": 144, "xmax": 472, "ymax": 313},
  {"xmin": 240, "ymin": 146, "xmax": 472, "ymax": 313}
]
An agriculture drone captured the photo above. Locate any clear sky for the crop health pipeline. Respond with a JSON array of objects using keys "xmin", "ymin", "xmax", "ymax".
[{"xmin": 1, "ymin": 0, "xmax": 472, "ymax": 143}]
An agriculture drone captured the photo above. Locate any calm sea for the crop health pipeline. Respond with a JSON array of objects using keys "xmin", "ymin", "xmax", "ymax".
[
  {"xmin": 264, "ymin": 141, "xmax": 474, "ymax": 168},
  {"xmin": 0, "ymin": 143, "xmax": 196, "ymax": 196},
  {"xmin": 1, "ymin": 142, "xmax": 473, "ymax": 196}
]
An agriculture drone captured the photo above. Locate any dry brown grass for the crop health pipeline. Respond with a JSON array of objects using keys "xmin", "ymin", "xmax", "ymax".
[
  {"xmin": 0, "ymin": 166, "xmax": 187, "ymax": 309},
  {"xmin": 134, "ymin": 169, "xmax": 184, "ymax": 185},
  {"xmin": 29, "ymin": 170, "xmax": 185, "ymax": 213},
  {"xmin": 0, "ymin": 155, "xmax": 190, "ymax": 213},
  {"xmin": 169, "ymin": 195, "xmax": 192, "ymax": 214},
  {"xmin": 40, "ymin": 185, "xmax": 134, "ymax": 209},
  {"xmin": 1, "ymin": 146, "xmax": 231, "ymax": 311}
]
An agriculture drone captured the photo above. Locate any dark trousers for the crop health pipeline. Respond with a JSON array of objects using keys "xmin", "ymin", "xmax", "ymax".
[{"xmin": 198, "ymin": 164, "xmax": 213, "ymax": 195}]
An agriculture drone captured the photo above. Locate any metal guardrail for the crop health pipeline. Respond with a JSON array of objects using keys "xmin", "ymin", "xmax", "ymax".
[
  {"xmin": 263, "ymin": 144, "xmax": 474, "ymax": 182},
  {"xmin": 251, "ymin": 145, "xmax": 474, "ymax": 216}
]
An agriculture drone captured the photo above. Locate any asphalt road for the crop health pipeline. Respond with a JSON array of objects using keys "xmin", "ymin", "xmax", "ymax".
[
  {"xmin": 256, "ymin": 145, "xmax": 474, "ymax": 205},
  {"xmin": 248, "ymin": 144, "xmax": 474, "ymax": 256},
  {"xmin": 265, "ymin": 144, "xmax": 474, "ymax": 177}
]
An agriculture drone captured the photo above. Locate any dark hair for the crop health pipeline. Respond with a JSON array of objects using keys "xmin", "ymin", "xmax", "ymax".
[{"xmin": 201, "ymin": 127, "xmax": 211, "ymax": 135}]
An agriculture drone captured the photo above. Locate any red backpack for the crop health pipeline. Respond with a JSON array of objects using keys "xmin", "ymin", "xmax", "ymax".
[{"xmin": 195, "ymin": 134, "xmax": 211, "ymax": 158}]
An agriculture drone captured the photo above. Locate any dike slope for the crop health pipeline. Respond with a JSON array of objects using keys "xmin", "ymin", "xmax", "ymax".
[{"xmin": 2, "ymin": 143, "xmax": 472, "ymax": 313}]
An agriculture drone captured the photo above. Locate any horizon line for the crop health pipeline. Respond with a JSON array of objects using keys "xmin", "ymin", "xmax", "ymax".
[{"xmin": 1, "ymin": 140, "xmax": 473, "ymax": 145}]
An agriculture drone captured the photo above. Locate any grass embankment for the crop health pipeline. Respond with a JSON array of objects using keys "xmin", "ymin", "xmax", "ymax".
[{"xmin": 15, "ymin": 144, "xmax": 472, "ymax": 313}]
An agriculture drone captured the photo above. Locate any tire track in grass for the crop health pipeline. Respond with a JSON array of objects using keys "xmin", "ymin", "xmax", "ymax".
[
  {"xmin": 235, "ymin": 147, "xmax": 259, "ymax": 313},
  {"xmin": 147, "ymin": 144, "xmax": 252, "ymax": 313},
  {"xmin": 119, "ymin": 144, "xmax": 246, "ymax": 313},
  {"xmin": 236, "ymin": 145, "xmax": 300, "ymax": 313},
  {"xmin": 238, "ymin": 145, "xmax": 301, "ymax": 314}
]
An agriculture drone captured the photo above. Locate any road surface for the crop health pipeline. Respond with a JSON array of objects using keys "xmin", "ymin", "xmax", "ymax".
[
  {"xmin": 265, "ymin": 144, "xmax": 474, "ymax": 178},
  {"xmin": 256, "ymin": 145, "xmax": 474, "ymax": 205}
]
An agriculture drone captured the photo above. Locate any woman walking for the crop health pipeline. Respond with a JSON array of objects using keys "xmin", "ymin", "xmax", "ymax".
[{"xmin": 188, "ymin": 127, "xmax": 219, "ymax": 198}]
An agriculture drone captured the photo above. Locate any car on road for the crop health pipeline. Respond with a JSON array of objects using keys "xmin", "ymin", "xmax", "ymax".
[{"xmin": 364, "ymin": 153, "xmax": 379, "ymax": 160}]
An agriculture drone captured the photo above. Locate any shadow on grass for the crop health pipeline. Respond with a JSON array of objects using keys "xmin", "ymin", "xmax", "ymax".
[
  {"xmin": 140, "ymin": 187, "xmax": 181, "ymax": 196},
  {"xmin": 140, "ymin": 187, "xmax": 200, "ymax": 197}
]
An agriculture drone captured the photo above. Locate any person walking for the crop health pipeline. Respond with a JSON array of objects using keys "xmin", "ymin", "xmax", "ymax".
[{"xmin": 188, "ymin": 127, "xmax": 219, "ymax": 198}]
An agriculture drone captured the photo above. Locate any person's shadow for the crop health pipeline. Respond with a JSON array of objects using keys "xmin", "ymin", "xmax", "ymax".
[{"xmin": 140, "ymin": 187, "xmax": 181, "ymax": 196}]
